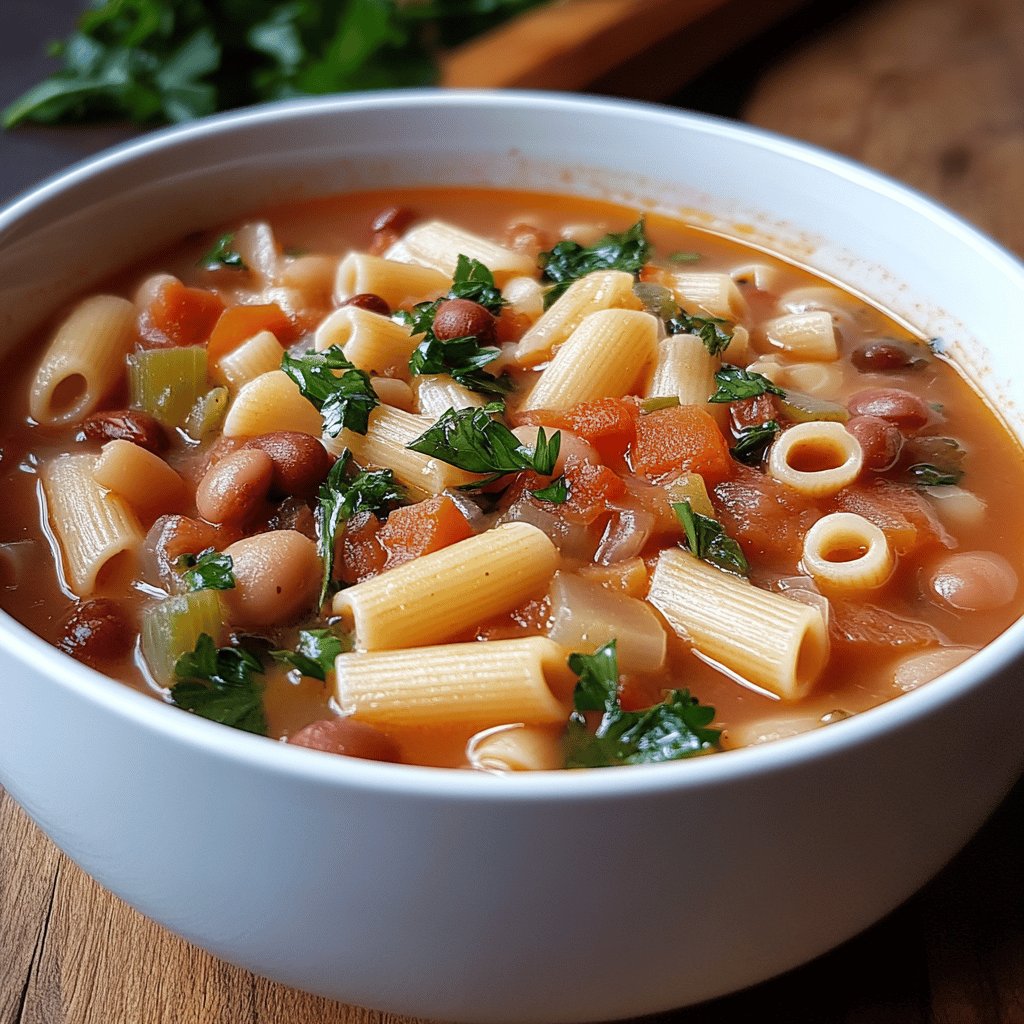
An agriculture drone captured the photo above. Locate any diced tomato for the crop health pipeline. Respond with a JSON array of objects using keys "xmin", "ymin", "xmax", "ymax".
[
  {"xmin": 338, "ymin": 511, "xmax": 386, "ymax": 585},
  {"xmin": 713, "ymin": 465, "xmax": 820, "ymax": 570},
  {"xmin": 378, "ymin": 494, "xmax": 474, "ymax": 571},
  {"xmin": 731, "ymin": 394, "xmax": 779, "ymax": 431},
  {"xmin": 207, "ymin": 302, "xmax": 296, "ymax": 363},
  {"xmin": 561, "ymin": 456, "xmax": 626, "ymax": 525},
  {"xmin": 632, "ymin": 404, "xmax": 733, "ymax": 484},
  {"xmin": 146, "ymin": 279, "xmax": 224, "ymax": 347},
  {"xmin": 830, "ymin": 601, "xmax": 944, "ymax": 649},
  {"xmin": 831, "ymin": 479, "xmax": 952, "ymax": 555}
]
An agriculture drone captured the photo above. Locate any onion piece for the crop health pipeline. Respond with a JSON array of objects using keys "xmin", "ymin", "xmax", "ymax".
[{"xmin": 595, "ymin": 508, "xmax": 654, "ymax": 566}]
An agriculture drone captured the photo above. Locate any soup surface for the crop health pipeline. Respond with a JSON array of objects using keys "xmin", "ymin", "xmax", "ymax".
[{"xmin": 1, "ymin": 188, "xmax": 1021, "ymax": 770}]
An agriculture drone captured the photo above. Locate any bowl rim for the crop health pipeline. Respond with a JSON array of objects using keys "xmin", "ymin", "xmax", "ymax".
[{"xmin": 3, "ymin": 87, "xmax": 1024, "ymax": 800}]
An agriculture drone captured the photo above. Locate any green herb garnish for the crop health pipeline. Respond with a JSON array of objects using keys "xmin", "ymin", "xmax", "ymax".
[
  {"xmin": 179, "ymin": 548, "xmax": 235, "ymax": 591},
  {"xmin": 406, "ymin": 403, "xmax": 560, "ymax": 481},
  {"xmin": 281, "ymin": 345, "xmax": 379, "ymax": 436},
  {"xmin": 906, "ymin": 463, "xmax": 964, "ymax": 487},
  {"xmin": 730, "ymin": 420, "xmax": 781, "ymax": 466},
  {"xmin": 316, "ymin": 450, "xmax": 406, "ymax": 604},
  {"xmin": 667, "ymin": 311, "xmax": 734, "ymax": 357},
  {"xmin": 539, "ymin": 218, "xmax": 651, "ymax": 307},
  {"xmin": 672, "ymin": 500, "xmax": 749, "ymax": 576},
  {"xmin": 200, "ymin": 232, "xmax": 247, "ymax": 271},
  {"xmin": 271, "ymin": 628, "xmax": 351, "ymax": 681},
  {"xmin": 708, "ymin": 365, "xmax": 786, "ymax": 404},
  {"xmin": 170, "ymin": 633, "xmax": 266, "ymax": 735},
  {"xmin": 564, "ymin": 641, "xmax": 720, "ymax": 768},
  {"xmin": 530, "ymin": 475, "xmax": 569, "ymax": 504}
]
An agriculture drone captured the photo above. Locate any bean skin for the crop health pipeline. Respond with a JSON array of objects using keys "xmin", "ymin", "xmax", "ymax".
[
  {"xmin": 288, "ymin": 718, "xmax": 400, "ymax": 762},
  {"xmin": 58, "ymin": 599, "xmax": 134, "ymax": 667},
  {"xmin": 82, "ymin": 409, "xmax": 167, "ymax": 454},
  {"xmin": 432, "ymin": 298, "xmax": 496, "ymax": 345},
  {"xmin": 851, "ymin": 339, "xmax": 928, "ymax": 372},
  {"xmin": 220, "ymin": 530, "xmax": 320, "ymax": 627},
  {"xmin": 342, "ymin": 293, "xmax": 391, "ymax": 317},
  {"xmin": 371, "ymin": 206, "xmax": 414, "ymax": 235},
  {"xmin": 196, "ymin": 448, "xmax": 273, "ymax": 524},
  {"xmin": 845, "ymin": 415, "xmax": 903, "ymax": 472},
  {"xmin": 847, "ymin": 387, "xmax": 930, "ymax": 430},
  {"xmin": 926, "ymin": 550, "xmax": 1018, "ymax": 612},
  {"xmin": 242, "ymin": 431, "xmax": 331, "ymax": 498}
]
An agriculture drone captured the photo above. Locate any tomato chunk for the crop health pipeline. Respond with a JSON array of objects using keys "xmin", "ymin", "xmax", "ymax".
[
  {"xmin": 207, "ymin": 303, "xmax": 295, "ymax": 363},
  {"xmin": 632, "ymin": 405, "xmax": 733, "ymax": 484},
  {"xmin": 146, "ymin": 279, "xmax": 224, "ymax": 347},
  {"xmin": 338, "ymin": 510, "xmax": 386, "ymax": 585},
  {"xmin": 561, "ymin": 456, "xmax": 626, "ymax": 524},
  {"xmin": 378, "ymin": 495, "xmax": 474, "ymax": 570}
]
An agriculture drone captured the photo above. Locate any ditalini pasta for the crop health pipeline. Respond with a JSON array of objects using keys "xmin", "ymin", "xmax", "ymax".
[{"xmin": 2, "ymin": 187, "xmax": 1021, "ymax": 771}]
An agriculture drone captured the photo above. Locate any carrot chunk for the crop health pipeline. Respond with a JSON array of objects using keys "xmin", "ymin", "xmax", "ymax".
[
  {"xmin": 338, "ymin": 510, "xmax": 386, "ymax": 585},
  {"xmin": 515, "ymin": 397, "xmax": 639, "ymax": 462},
  {"xmin": 632, "ymin": 405, "xmax": 733, "ymax": 484},
  {"xmin": 207, "ymin": 303, "xmax": 295, "ymax": 363},
  {"xmin": 561, "ymin": 456, "xmax": 626, "ymax": 524},
  {"xmin": 378, "ymin": 495, "xmax": 474, "ymax": 571},
  {"xmin": 147, "ymin": 279, "xmax": 224, "ymax": 347}
]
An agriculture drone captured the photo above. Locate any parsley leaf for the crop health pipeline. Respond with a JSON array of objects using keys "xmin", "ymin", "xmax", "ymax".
[
  {"xmin": 530, "ymin": 475, "xmax": 569, "ymax": 504},
  {"xmin": 179, "ymin": 548, "xmax": 235, "ymax": 591},
  {"xmin": 730, "ymin": 420, "xmax": 781, "ymax": 466},
  {"xmin": 672, "ymin": 500, "xmax": 749, "ymax": 576},
  {"xmin": 316, "ymin": 450, "xmax": 405, "ymax": 604},
  {"xmin": 406, "ymin": 403, "xmax": 560, "ymax": 480},
  {"xmin": 667, "ymin": 311, "xmax": 734, "ymax": 357},
  {"xmin": 708, "ymin": 365, "xmax": 786, "ymax": 404},
  {"xmin": 200, "ymin": 232, "xmax": 247, "ymax": 271},
  {"xmin": 539, "ymin": 219, "xmax": 651, "ymax": 307},
  {"xmin": 281, "ymin": 345, "xmax": 379, "ymax": 436},
  {"xmin": 906, "ymin": 463, "xmax": 964, "ymax": 487},
  {"xmin": 170, "ymin": 633, "xmax": 266, "ymax": 735},
  {"xmin": 564, "ymin": 641, "xmax": 720, "ymax": 768},
  {"xmin": 902, "ymin": 436, "xmax": 965, "ymax": 488},
  {"xmin": 448, "ymin": 254, "xmax": 506, "ymax": 314},
  {"xmin": 271, "ymin": 628, "xmax": 351, "ymax": 681}
]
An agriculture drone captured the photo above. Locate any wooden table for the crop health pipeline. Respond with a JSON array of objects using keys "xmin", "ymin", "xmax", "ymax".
[{"xmin": 2, "ymin": 0, "xmax": 1023, "ymax": 1020}]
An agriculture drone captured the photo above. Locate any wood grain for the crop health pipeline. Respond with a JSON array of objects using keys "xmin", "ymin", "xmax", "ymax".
[{"xmin": 3, "ymin": 0, "xmax": 1024, "ymax": 1021}]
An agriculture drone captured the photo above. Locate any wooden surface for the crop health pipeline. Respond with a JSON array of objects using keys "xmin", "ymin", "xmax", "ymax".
[{"xmin": 2, "ymin": 0, "xmax": 1024, "ymax": 1021}]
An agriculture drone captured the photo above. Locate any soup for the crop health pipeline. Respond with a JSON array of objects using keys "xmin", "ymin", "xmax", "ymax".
[{"xmin": 1, "ymin": 189, "xmax": 1020, "ymax": 770}]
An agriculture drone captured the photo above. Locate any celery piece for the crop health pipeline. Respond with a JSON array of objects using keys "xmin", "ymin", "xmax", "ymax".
[
  {"xmin": 141, "ymin": 589, "xmax": 223, "ymax": 686},
  {"xmin": 129, "ymin": 345, "xmax": 208, "ymax": 427},
  {"xmin": 778, "ymin": 388, "xmax": 850, "ymax": 423},
  {"xmin": 184, "ymin": 386, "xmax": 228, "ymax": 440},
  {"xmin": 640, "ymin": 395, "xmax": 680, "ymax": 414}
]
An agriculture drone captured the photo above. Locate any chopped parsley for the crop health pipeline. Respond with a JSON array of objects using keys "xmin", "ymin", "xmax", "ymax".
[
  {"xmin": 730, "ymin": 420, "xmax": 781, "ymax": 466},
  {"xmin": 406, "ymin": 402, "xmax": 560, "ymax": 482},
  {"xmin": 906, "ymin": 463, "xmax": 964, "ymax": 487},
  {"xmin": 271, "ymin": 628, "xmax": 351, "ymax": 681},
  {"xmin": 200, "ymin": 232, "xmax": 247, "ymax": 271},
  {"xmin": 539, "ymin": 218, "xmax": 651, "ymax": 307},
  {"xmin": 708, "ymin": 365, "xmax": 786, "ymax": 404},
  {"xmin": 170, "ymin": 633, "xmax": 266, "ymax": 735},
  {"xmin": 316, "ymin": 451, "xmax": 406, "ymax": 604},
  {"xmin": 530, "ymin": 474, "xmax": 569, "ymax": 504},
  {"xmin": 902, "ymin": 436, "xmax": 965, "ymax": 488},
  {"xmin": 667, "ymin": 310, "xmax": 734, "ymax": 357},
  {"xmin": 446, "ymin": 253, "xmax": 506, "ymax": 314},
  {"xmin": 672, "ymin": 500, "xmax": 749, "ymax": 576},
  {"xmin": 564, "ymin": 641, "xmax": 721, "ymax": 768},
  {"xmin": 179, "ymin": 548, "xmax": 235, "ymax": 591},
  {"xmin": 281, "ymin": 345, "xmax": 379, "ymax": 436}
]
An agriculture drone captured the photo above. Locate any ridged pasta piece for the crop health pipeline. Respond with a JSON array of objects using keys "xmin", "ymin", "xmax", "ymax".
[
  {"xmin": 648, "ymin": 548, "xmax": 829, "ymax": 700},
  {"xmin": 467, "ymin": 723, "xmax": 565, "ymax": 772},
  {"xmin": 386, "ymin": 220, "xmax": 536, "ymax": 284},
  {"xmin": 668, "ymin": 270, "xmax": 748, "ymax": 321},
  {"xmin": 222, "ymin": 370, "xmax": 323, "ymax": 437},
  {"xmin": 764, "ymin": 311, "xmax": 839, "ymax": 361},
  {"xmin": 414, "ymin": 374, "xmax": 486, "ymax": 418},
  {"xmin": 215, "ymin": 330, "xmax": 284, "ymax": 390},
  {"xmin": 315, "ymin": 305, "xmax": 420, "ymax": 379},
  {"xmin": 40, "ymin": 454, "xmax": 143, "ymax": 596},
  {"xmin": 335, "ymin": 636, "xmax": 571, "ymax": 730},
  {"xmin": 332, "ymin": 522, "xmax": 559, "ymax": 650},
  {"xmin": 93, "ymin": 440, "xmax": 186, "ymax": 517},
  {"xmin": 646, "ymin": 334, "xmax": 720, "ymax": 407},
  {"xmin": 30, "ymin": 295, "xmax": 135, "ymax": 426},
  {"xmin": 801, "ymin": 512, "xmax": 894, "ymax": 589},
  {"xmin": 334, "ymin": 252, "xmax": 449, "ymax": 308},
  {"xmin": 768, "ymin": 421, "xmax": 863, "ymax": 498},
  {"xmin": 522, "ymin": 309, "xmax": 659, "ymax": 412},
  {"xmin": 323, "ymin": 405, "xmax": 482, "ymax": 500},
  {"xmin": 512, "ymin": 270, "xmax": 641, "ymax": 367}
]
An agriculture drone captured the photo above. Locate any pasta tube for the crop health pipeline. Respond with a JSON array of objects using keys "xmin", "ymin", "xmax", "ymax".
[
  {"xmin": 387, "ymin": 220, "xmax": 536, "ymax": 283},
  {"xmin": 334, "ymin": 252, "xmax": 449, "ymax": 308}
]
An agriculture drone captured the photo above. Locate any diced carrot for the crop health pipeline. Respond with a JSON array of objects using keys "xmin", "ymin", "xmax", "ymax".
[
  {"xmin": 147, "ymin": 279, "xmax": 224, "ymax": 347},
  {"xmin": 338, "ymin": 510, "xmax": 386, "ymax": 585},
  {"xmin": 561, "ymin": 456, "xmax": 626, "ymax": 524},
  {"xmin": 578, "ymin": 557, "xmax": 649, "ymax": 598},
  {"xmin": 378, "ymin": 494, "xmax": 474, "ymax": 570},
  {"xmin": 831, "ymin": 479, "xmax": 952, "ymax": 555},
  {"xmin": 514, "ymin": 397, "xmax": 639, "ymax": 463},
  {"xmin": 632, "ymin": 404, "xmax": 733, "ymax": 484},
  {"xmin": 207, "ymin": 303, "xmax": 295, "ymax": 363}
]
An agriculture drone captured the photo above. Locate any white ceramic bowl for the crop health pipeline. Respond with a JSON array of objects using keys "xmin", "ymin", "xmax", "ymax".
[{"xmin": 1, "ymin": 91, "xmax": 1023, "ymax": 1023}]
